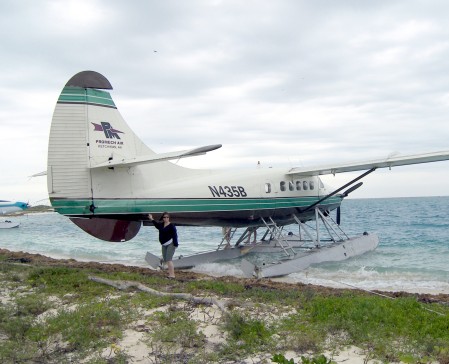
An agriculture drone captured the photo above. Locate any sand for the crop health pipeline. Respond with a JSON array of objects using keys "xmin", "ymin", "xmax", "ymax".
[{"xmin": 2, "ymin": 248, "xmax": 448, "ymax": 363}]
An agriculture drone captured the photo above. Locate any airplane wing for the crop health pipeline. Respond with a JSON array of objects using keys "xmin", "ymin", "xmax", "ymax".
[
  {"xmin": 286, "ymin": 150, "xmax": 449, "ymax": 177},
  {"xmin": 90, "ymin": 144, "xmax": 222, "ymax": 169}
]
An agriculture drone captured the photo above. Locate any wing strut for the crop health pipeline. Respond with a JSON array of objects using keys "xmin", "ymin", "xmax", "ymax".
[{"xmin": 299, "ymin": 167, "xmax": 377, "ymax": 214}]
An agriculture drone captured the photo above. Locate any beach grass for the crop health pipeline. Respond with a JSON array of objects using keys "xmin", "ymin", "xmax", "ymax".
[{"xmin": 1, "ymin": 251, "xmax": 449, "ymax": 363}]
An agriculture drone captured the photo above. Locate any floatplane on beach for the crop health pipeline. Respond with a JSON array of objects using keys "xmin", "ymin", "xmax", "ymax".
[
  {"xmin": 0, "ymin": 200, "xmax": 29, "ymax": 228},
  {"xmin": 40, "ymin": 70, "xmax": 449, "ymax": 278}
]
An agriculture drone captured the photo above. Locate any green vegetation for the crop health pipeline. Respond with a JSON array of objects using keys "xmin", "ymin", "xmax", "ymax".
[
  {"xmin": 305, "ymin": 294, "xmax": 449, "ymax": 359},
  {"xmin": 218, "ymin": 311, "xmax": 273, "ymax": 360},
  {"xmin": 272, "ymin": 353, "xmax": 335, "ymax": 364},
  {"xmin": 1, "ymin": 253, "xmax": 449, "ymax": 363}
]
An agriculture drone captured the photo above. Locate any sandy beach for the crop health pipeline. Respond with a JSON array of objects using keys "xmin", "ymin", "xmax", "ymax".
[{"xmin": 1, "ymin": 248, "xmax": 449, "ymax": 363}]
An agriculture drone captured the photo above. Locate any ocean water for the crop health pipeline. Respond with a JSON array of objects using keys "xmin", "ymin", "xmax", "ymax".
[{"xmin": 1, "ymin": 196, "xmax": 449, "ymax": 294}]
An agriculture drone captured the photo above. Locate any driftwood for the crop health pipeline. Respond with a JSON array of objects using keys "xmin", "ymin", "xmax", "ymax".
[{"xmin": 88, "ymin": 275, "xmax": 229, "ymax": 312}]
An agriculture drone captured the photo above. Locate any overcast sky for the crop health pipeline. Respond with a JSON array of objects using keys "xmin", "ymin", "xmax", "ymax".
[{"xmin": 2, "ymin": 0, "xmax": 449, "ymax": 204}]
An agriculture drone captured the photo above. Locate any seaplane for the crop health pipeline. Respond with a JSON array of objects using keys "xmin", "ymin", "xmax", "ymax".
[
  {"xmin": 0, "ymin": 200, "xmax": 29, "ymax": 228},
  {"xmin": 42, "ymin": 70, "xmax": 449, "ymax": 278}
]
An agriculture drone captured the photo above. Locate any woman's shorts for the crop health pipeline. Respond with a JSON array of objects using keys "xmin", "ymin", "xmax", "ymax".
[{"xmin": 162, "ymin": 243, "xmax": 176, "ymax": 262}]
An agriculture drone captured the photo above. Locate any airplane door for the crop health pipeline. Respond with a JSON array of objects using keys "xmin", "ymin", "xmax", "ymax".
[
  {"xmin": 263, "ymin": 180, "xmax": 277, "ymax": 216},
  {"xmin": 317, "ymin": 176, "xmax": 325, "ymax": 198}
]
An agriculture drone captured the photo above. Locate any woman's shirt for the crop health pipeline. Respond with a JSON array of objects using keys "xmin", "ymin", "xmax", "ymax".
[{"xmin": 152, "ymin": 221, "xmax": 178, "ymax": 246}]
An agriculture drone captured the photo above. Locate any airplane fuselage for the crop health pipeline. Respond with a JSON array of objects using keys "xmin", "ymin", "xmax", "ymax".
[
  {"xmin": 0, "ymin": 201, "xmax": 29, "ymax": 215},
  {"xmin": 51, "ymin": 167, "xmax": 341, "ymax": 227}
]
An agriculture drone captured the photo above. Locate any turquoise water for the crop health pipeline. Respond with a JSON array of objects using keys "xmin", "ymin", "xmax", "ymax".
[{"xmin": 1, "ymin": 196, "xmax": 448, "ymax": 294}]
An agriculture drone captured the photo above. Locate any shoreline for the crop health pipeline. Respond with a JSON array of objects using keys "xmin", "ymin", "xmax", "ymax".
[
  {"xmin": 274, "ymin": 274, "xmax": 449, "ymax": 296},
  {"xmin": 1, "ymin": 248, "xmax": 448, "ymax": 305},
  {"xmin": 5, "ymin": 207, "xmax": 449, "ymax": 297},
  {"xmin": 4, "ymin": 245, "xmax": 448, "ymax": 296}
]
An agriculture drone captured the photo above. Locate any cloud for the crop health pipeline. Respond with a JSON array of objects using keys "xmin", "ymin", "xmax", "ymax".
[{"xmin": 2, "ymin": 0, "xmax": 449, "ymax": 203}]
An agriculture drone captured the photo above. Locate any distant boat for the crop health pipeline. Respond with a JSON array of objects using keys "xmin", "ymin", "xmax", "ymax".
[
  {"xmin": 0, "ymin": 220, "xmax": 20, "ymax": 229},
  {"xmin": 0, "ymin": 200, "xmax": 29, "ymax": 229}
]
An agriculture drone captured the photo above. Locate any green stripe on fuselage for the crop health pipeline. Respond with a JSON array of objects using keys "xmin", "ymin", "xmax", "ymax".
[
  {"xmin": 57, "ymin": 87, "xmax": 116, "ymax": 108},
  {"xmin": 50, "ymin": 196, "xmax": 342, "ymax": 215}
]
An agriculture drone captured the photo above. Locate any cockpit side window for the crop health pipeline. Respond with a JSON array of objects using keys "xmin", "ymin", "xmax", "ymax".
[{"xmin": 265, "ymin": 183, "xmax": 271, "ymax": 193}]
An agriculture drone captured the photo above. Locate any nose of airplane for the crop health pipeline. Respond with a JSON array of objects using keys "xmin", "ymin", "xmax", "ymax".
[{"xmin": 19, "ymin": 202, "xmax": 30, "ymax": 209}]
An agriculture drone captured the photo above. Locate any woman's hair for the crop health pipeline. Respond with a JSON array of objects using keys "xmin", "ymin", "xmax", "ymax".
[{"xmin": 159, "ymin": 212, "xmax": 170, "ymax": 221}]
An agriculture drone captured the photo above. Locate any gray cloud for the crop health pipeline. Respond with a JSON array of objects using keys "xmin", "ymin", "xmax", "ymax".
[{"xmin": 2, "ymin": 0, "xmax": 449, "ymax": 202}]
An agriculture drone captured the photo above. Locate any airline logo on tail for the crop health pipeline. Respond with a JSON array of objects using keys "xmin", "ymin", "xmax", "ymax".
[
  {"xmin": 92, "ymin": 122, "xmax": 125, "ymax": 149},
  {"xmin": 92, "ymin": 122, "xmax": 124, "ymax": 139}
]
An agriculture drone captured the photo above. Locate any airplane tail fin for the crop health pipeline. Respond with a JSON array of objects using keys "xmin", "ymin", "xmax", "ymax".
[
  {"xmin": 47, "ymin": 71, "xmax": 156, "ymax": 241},
  {"xmin": 48, "ymin": 71, "xmax": 220, "ymax": 242},
  {"xmin": 48, "ymin": 71, "xmax": 156, "ymax": 199}
]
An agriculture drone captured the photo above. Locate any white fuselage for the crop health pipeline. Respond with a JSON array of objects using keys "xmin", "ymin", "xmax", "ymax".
[{"xmin": 0, "ymin": 201, "xmax": 29, "ymax": 215}]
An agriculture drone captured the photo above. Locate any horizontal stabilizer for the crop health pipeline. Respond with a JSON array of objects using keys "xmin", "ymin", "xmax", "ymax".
[
  {"xmin": 30, "ymin": 171, "xmax": 47, "ymax": 177},
  {"xmin": 287, "ymin": 150, "xmax": 449, "ymax": 176},
  {"xmin": 70, "ymin": 217, "xmax": 141, "ymax": 242},
  {"xmin": 91, "ymin": 144, "xmax": 222, "ymax": 169}
]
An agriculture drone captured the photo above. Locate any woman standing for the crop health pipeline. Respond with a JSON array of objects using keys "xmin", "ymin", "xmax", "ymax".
[{"xmin": 148, "ymin": 212, "xmax": 178, "ymax": 278}]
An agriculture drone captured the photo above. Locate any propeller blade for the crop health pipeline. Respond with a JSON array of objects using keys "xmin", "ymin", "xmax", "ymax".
[
  {"xmin": 336, "ymin": 206, "xmax": 341, "ymax": 225},
  {"xmin": 342, "ymin": 182, "xmax": 363, "ymax": 197}
]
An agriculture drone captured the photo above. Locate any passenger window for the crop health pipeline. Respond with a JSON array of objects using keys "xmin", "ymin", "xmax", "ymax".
[
  {"xmin": 310, "ymin": 181, "xmax": 315, "ymax": 190},
  {"xmin": 289, "ymin": 181, "xmax": 294, "ymax": 191},
  {"xmin": 280, "ymin": 181, "xmax": 286, "ymax": 191},
  {"xmin": 303, "ymin": 181, "xmax": 308, "ymax": 190},
  {"xmin": 296, "ymin": 181, "xmax": 301, "ymax": 190},
  {"xmin": 265, "ymin": 183, "xmax": 271, "ymax": 193}
]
